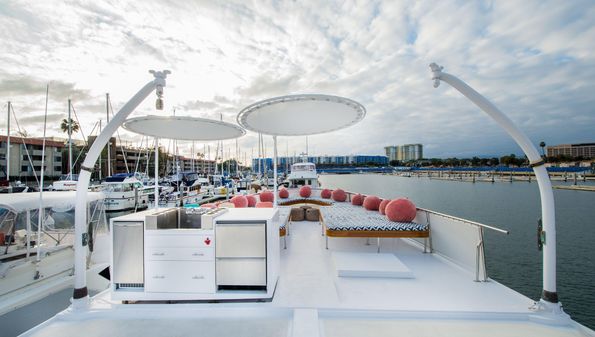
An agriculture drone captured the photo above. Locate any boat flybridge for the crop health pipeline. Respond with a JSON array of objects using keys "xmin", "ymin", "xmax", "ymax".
[
  {"xmin": 287, "ymin": 162, "xmax": 319, "ymax": 188},
  {"xmin": 20, "ymin": 68, "xmax": 595, "ymax": 337}
]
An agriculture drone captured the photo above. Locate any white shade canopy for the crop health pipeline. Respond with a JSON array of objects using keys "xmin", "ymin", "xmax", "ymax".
[
  {"xmin": 237, "ymin": 94, "xmax": 365, "ymax": 136},
  {"xmin": 122, "ymin": 115, "xmax": 245, "ymax": 141}
]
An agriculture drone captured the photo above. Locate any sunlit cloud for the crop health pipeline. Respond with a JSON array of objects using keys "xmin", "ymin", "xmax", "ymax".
[{"xmin": 0, "ymin": 0, "xmax": 593, "ymax": 162}]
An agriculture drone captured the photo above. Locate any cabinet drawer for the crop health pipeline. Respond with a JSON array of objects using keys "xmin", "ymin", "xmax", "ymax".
[
  {"xmin": 146, "ymin": 247, "xmax": 214, "ymax": 261},
  {"xmin": 145, "ymin": 234, "xmax": 214, "ymax": 248},
  {"xmin": 145, "ymin": 261, "xmax": 215, "ymax": 293},
  {"xmin": 215, "ymin": 223, "xmax": 265, "ymax": 257},
  {"xmin": 216, "ymin": 258, "xmax": 266, "ymax": 286}
]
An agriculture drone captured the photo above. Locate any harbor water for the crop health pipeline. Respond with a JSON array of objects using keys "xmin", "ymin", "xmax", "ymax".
[{"xmin": 319, "ymin": 173, "xmax": 595, "ymax": 330}]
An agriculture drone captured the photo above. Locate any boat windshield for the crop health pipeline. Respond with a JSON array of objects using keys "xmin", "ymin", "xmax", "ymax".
[
  {"xmin": 59, "ymin": 174, "xmax": 79, "ymax": 181},
  {"xmin": 103, "ymin": 183, "xmax": 134, "ymax": 193},
  {"xmin": 292, "ymin": 164, "xmax": 315, "ymax": 172}
]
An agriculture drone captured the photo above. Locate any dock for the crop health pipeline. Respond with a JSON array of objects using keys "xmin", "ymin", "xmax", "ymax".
[{"xmin": 553, "ymin": 185, "xmax": 595, "ymax": 192}]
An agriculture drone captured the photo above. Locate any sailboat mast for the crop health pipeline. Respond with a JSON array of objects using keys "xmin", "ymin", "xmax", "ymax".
[
  {"xmin": 68, "ymin": 99, "xmax": 73, "ymax": 178},
  {"xmin": 106, "ymin": 93, "xmax": 111, "ymax": 177},
  {"xmin": 37, "ymin": 84, "xmax": 49, "ymax": 262},
  {"xmin": 98, "ymin": 119, "xmax": 102, "ymax": 180},
  {"xmin": 191, "ymin": 141, "xmax": 195, "ymax": 172},
  {"xmin": 6, "ymin": 101, "xmax": 10, "ymax": 183},
  {"xmin": 235, "ymin": 138, "xmax": 238, "ymax": 175}
]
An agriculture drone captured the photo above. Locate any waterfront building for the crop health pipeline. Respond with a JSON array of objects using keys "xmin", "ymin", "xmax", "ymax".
[
  {"xmin": 167, "ymin": 155, "xmax": 216, "ymax": 174},
  {"xmin": 384, "ymin": 144, "xmax": 423, "ymax": 161},
  {"xmin": 0, "ymin": 135, "xmax": 64, "ymax": 180},
  {"xmin": 547, "ymin": 143, "xmax": 595, "ymax": 159},
  {"xmin": 252, "ymin": 155, "xmax": 389, "ymax": 172}
]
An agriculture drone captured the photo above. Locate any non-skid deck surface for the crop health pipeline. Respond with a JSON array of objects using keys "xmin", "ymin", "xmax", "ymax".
[
  {"xmin": 22, "ymin": 220, "xmax": 588, "ymax": 337},
  {"xmin": 332, "ymin": 252, "xmax": 414, "ymax": 278}
]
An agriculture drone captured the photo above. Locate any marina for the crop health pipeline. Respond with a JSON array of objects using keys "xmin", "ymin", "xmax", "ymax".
[{"xmin": 1, "ymin": 1, "xmax": 595, "ymax": 336}]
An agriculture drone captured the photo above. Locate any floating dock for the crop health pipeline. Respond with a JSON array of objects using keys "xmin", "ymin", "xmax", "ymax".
[{"xmin": 553, "ymin": 185, "xmax": 595, "ymax": 192}]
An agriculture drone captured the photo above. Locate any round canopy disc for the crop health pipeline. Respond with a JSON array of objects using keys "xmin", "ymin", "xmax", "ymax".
[
  {"xmin": 237, "ymin": 94, "xmax": 365, "ymax": 136},
  {"xmin": 122, "ymin": 116, "xmax": 245, "ymax": 141}
]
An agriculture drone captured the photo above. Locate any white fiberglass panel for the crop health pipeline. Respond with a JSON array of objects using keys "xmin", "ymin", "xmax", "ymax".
[{"xmin": 413, "ymin": 210, "xmax": 483, "ymax": 275}]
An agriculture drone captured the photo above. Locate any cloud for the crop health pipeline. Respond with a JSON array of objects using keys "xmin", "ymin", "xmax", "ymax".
[{"xmin": 0, "ymin": 0, "xmax": 593, "ymax": 162}]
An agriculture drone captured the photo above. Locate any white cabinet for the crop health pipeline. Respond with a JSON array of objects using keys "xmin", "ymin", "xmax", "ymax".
[{"xmin": 145, "ymin": 232, "xmax": 215, "ymax": 294}]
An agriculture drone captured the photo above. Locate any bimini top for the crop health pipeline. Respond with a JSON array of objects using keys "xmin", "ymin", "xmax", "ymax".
[
  {"xmin": 237, "ymin": 94, "xmax": 366, "ymax": 136},
  {"xmin": 123, "ymin": 116, "xmax": 245, "ymax": 141},
  {"xmin": 0, "ymin": 191, "xmax": 104, "ymax": 213}
]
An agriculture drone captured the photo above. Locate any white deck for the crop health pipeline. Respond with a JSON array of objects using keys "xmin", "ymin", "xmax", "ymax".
[{"xmin": 22, "ymin": 219, "xmax": 594, "ymax": 337}]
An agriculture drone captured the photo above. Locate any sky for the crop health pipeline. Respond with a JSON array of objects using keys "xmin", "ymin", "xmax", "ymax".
[{"xmin": 0, "ymin": 0, "xmax": 594, "ymax": 163}]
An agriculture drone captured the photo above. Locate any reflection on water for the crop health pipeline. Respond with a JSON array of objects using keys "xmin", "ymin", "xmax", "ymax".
[{"xmin": 319, "ymin": 174, "xmax": 595, "ymax": 330}]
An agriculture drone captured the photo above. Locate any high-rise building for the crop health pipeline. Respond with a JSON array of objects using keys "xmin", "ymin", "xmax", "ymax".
[
  {"xmin": 546, "ymin": 143, "xmax": 595, "ymax": 159},
  {"xmin": 384, "ymin": 144, "xmax": 423, "ymax": 162}
]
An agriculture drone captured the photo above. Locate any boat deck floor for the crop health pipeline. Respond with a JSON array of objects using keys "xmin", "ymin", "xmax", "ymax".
[{"xmin": 22, "ymin": 220, "xmax": 592, "ymax": 337}]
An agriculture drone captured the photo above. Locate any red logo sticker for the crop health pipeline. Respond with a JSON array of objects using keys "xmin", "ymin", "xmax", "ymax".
[{"xmin": 204, "ymin": 237, "xmax": 211, "ymax": 245}]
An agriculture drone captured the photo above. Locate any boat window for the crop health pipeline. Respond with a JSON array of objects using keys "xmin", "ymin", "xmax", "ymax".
[{"xmin": 123, "ymin": 184, "xmax": 133, "ymax": 192}]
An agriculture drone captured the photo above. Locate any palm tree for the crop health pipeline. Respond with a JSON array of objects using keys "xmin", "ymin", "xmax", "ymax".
[{"xmin": 60, "ymin": 118, "xmax": 79, "ymax": 136}]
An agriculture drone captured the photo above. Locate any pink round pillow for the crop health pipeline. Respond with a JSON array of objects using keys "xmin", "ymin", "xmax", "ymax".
[
  {"xmin": 246, "ymin": 195, "xmax": 257, "ymax": 207},
  {"xmin": 379, "ymin": 199, "xmax": 391, "ymax": 215},
  {"xmin": 351, "ymin": 194, "xmax": 364, "ymax": 206},
  {"xmin": 202, "ymin": 203, "xmax": 216, "ymax": 209},
  {"xmin": 321, "ymin": 189, "xmax": 332, "ymax": 199},
  {"xmin": 255, "ymin": 201, "xmax": 273, "ymax": 208},
  {"xmin": 331, "ymin": 189, "xmax": 347, "ymax": 202},
  {"xmin": 385, "ymin": 198, "xmax": 417, "ymax": 222},
  {"xmin": 230, "ymin": 195, "xmax": 248, "ymax": 208},
  {"xmin": 363, "ymin": 196, "xmax": 381, "ymax": 211},
  {"xmin": 299, "ymin": 185, "xmax": 312, "ymax": 198},
  {"xmin": 259, "ymin": 191, "xmax": 274, "ymax": 203},
  {"xmin": 279, "ymin": 188, "xmax": 289, "ymax": 199}
]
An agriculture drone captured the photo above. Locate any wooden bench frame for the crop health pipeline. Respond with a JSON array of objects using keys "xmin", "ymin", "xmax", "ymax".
[{"xmin": 320, "ymin": 213, "xmax": 432, "ymax": 253}]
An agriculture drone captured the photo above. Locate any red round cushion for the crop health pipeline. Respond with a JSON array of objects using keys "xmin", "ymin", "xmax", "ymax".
[
  {"xmin": 379, "ymin": 199, "xmax": 391, "ymax": 215},
  {"xmin": 201, "ymin": 203, "xmax": 216, "ymax": 209},
  {"xmin": 363, "ymin": 196, "xmax": 381, "ymax": 211},
  {"xmin": 255, "ymin": 201, "xmax": 273, "ymax": 208},
  {"xmin": 385, "ymin": 198, "xmax": 417, "ymax": 222},
  {"xmin": 299, "ymin": 185, "xmax": 312, "ymax": 198},
  {"xmin": 230, "ymin": 195, "xmax": 248, "ymax": 208},
  {"xmin": 321, "ymin": 189, "xmax": 332, "ymax": 199},
  {"xmin": 351, "ymin": 194, "xmax": 364, "ymax": 206},
  {"xmin": 246, "ymin": 195, "xmax": 257, "ymax": 207},
  {"xmin": 331, "ymin": 189, "xmax": 347, "ymax": 202},
  {"xmin": 278, "ymin": 188, "xmax": 289, "ymax": 199},
  {"xmin": 259, "ymin": 191, "xmax": 274, "ymax": 202}
]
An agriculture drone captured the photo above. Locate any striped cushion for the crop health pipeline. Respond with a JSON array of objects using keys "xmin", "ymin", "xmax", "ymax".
[{"xmin": 321, "ymin": 203, "xmax": 427, "ymax": 232}]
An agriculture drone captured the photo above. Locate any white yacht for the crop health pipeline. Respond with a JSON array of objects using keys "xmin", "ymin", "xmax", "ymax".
[
  {"xmin": 0, "ymin": 191, "xmax": 109, "ymax": 316},
  {"xmin": 98, "ymin": 173, "xmax": 152, "ymax": 212},
  {"xmin": 286, "ymin": 162, "xmax": 319, "ymax": 188},
  {"xmin": 20, "ymin": 71, "xmax": 595, "ymax": 337},
  {"xmin": 49, "ymin": 174, "xmax": 79, "ymax": 191}
]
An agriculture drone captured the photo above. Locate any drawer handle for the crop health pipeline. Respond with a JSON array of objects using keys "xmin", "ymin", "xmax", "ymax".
[
  {"xmin": 153, "ymin": 275, "xmax": 165, "ymax": 279},
  {"xmin": 192, "ymin": 275, "xmax": 205, "ymax": 280},
  {"xmin": 192, "ymin": 253, "xmax": 204, "ymax": 256},
  {"xmin": 152, "ymin": 252, "xmax": 165, "ymax": 256}
]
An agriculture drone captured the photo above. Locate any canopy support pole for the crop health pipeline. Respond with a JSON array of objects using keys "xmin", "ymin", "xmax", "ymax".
[
  {"xmin": 273, "ymin": 135, "xmax": 278, "ymax": 207},
  {"xmin": 154, "ymin": 137, "xmax": 159, "ymax": 209},
  {"xmin": 430, "ymin": 63, "xmax": 565, "ymax": 318},
  {"xmin": 72, "ymin": 70, "xmax": 169, "ymax": 309}
]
